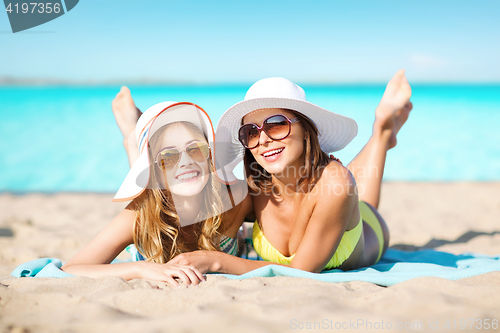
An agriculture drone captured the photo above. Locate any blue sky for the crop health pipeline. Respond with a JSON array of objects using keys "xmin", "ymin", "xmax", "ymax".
[{"xmin": 1, "ymin": 0, "xmax": 499, "ymax": 83}]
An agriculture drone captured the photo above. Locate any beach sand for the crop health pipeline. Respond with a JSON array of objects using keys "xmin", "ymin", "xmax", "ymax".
[{"xmin": 1, "ymin": 182, "xmax": 500, "ymax": 332}]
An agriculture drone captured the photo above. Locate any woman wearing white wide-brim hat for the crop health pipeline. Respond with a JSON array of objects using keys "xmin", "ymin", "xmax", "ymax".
[
  {"xmin": 62, "ymin": 90, "xmax": 251, "ymax": 287},
  {"xmin": 170, "ymin": 70, "xmax": 413, "ymax": 274}
]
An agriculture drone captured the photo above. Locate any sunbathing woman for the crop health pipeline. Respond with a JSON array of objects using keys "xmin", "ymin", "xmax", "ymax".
[
  {"xmin": 168, "ymin": 70, "xmax": 413, "ymax": 274},
  {"xmin": 62, "ymin": 100, "xmax": 250, "ymax": 287}
]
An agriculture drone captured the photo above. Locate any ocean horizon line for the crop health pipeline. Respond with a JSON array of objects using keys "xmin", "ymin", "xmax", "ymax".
[{"xmin": 2, "ymin": 84, "xmax": 499, "ymax": 190}]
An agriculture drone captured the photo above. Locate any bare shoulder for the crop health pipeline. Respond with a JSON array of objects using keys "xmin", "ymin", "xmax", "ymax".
[
  {"xmin": 101, "ymin": 199, "xmax": 137, "ymax": 239},
  {"xmin": 311, "ymin": 161, "xmax": 358, "ymax": 204},
  {"xmin": 109, "ymin": 203, "xmax": 136, "ymax": 237}
]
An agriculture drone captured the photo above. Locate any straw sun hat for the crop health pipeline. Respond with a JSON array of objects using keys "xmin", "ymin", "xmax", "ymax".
[
  {"xmin": 214, "ymin": 77, "xmax": 358, "ymax": 172},
  {"xmin": 113, "ymin": 101, "xmax": 226, "ymax": 202}
]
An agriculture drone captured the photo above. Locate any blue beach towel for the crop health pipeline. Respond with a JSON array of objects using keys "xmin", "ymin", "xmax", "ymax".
[
  {"xmin": 221, "ymin": 249, "xmax": 500, "ymax": 286},
  {"xmin": 11, "ymin": 249, "xmax": 500, "ymax": 286},
  {"xmin": 11, "ymin": 258, "xmax": 73, "ymax": 278}
]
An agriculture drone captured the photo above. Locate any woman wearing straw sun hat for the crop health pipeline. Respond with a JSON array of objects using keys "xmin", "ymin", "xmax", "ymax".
[
  {"xmin": 169, "ymin": 70, "xmax": 413, "ymax": 274},
  {"xmin": 62, "ymin": 99, "xmax": 251, "ymax": 287}
]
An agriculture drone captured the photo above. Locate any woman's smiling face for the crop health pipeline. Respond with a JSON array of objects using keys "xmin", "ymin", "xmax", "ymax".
[
  {"xmin": 153, "ymin": 122, "xmax": 210, "ymax": 197},
  {"xmin": 242, "ymin": 108, "xmax": 305, "ymax": 176}
]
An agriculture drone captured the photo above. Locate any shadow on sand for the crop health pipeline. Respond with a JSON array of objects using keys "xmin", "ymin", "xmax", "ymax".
[{"xmin": 390, "ymin": 230, "xmax": 500, "ymax": 251}]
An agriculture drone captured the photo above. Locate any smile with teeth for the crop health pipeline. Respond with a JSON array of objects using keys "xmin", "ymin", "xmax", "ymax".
[
  {"xmin": 175, "ymin": 171, "xmax": 200, "ymax": 181},
  {"xmin": 262, "ymin": 148, "xmax": 284, "ymax": 157}
]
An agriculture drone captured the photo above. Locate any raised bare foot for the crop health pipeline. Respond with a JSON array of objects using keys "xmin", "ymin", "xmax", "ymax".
[
  {"xmin": 111, "ymin": 86, "xmax": 142, "ymax": 139},
  {"xmin": 374, "ymin": 69, "xmax": 413, "ymax": 149}
]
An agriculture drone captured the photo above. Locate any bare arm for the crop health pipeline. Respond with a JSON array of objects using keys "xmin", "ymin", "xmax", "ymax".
[
  {"xmin": 171, "ymin": 250, "xmax": 287, "ymax": 275},
  {"xmin": 62, "ymin": 203, "xmax": 204, "ymax": 287},
  {"xmin": 288, "ymin": 168, "xmax": 358, "ymax": 272},
  {"xmin": 171, "ymin": 166, "xmax": 358, "ymax": 274},
  {"xmin": 168, "ymin": 187, "xmax": 277, "ymax": 274},
  {"xmin": 61, "ymin": 207, "xmax": 139, "ymax": 278},
  {"xmin": 224, "ymin": 167, "xmax": 356, "ymax": 273}
]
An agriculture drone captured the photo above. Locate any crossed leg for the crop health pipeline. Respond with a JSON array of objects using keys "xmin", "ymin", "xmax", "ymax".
[
  {"xmin": 111, "ymin": 86, "xmax": 142, "ymax": 167},
  {"xmin": 347, "ymin": 69, "xmax": 413, "ymax": 209},
  {"xmin": 345, "ymin": 70, "xmax": 413, "ymax": 264}
]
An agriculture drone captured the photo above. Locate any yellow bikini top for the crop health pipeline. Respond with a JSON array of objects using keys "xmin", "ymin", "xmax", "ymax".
[{"xmin": 252, "ymin": 217, "xmax": 363, "ymax": 270}]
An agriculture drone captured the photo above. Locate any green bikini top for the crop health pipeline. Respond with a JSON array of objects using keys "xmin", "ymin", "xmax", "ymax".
[{"xmin": 252, "ymin": 217, "xmax": 363, "ymax": 270}]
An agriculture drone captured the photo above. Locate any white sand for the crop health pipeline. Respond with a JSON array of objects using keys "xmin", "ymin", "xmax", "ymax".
[{"xmin": 1, "ymin": 183, "xmax": 500, "ymax": 332}]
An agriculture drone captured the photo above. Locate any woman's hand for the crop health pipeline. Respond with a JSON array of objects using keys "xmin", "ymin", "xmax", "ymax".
[
  {"xmin": 137, "ymin": 261, "xmax": 205, "ymax": 288},
  {"xmin": 168, "ymin": 251, "xmax": 221, "ymax": 274}
]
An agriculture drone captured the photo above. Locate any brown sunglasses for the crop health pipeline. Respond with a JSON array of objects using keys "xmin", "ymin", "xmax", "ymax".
[{"xmin": 238, "ymin": 114, "xmax": 299, "ymax": 149}]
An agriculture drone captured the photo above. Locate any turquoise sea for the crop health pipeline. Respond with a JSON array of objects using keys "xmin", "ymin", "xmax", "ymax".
[{"xmin": 1, "ymin": 84, "xmax": 499, "ymax": 192}]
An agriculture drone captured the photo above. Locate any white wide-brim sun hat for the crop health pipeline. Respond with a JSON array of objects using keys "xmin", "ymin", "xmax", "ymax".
[
  {"xmin": 214, "ymin": 77, "xmax": 358, "ymax": 171},
  {"xmin": 113, "ymin": 101, "xmax": 235, "ymax": 202}
]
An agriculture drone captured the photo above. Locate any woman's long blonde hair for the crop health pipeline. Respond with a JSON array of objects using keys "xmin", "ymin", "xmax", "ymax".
[{"xmin": 132, "ymin": 122, "xmax": 228, "ymax": 263}]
